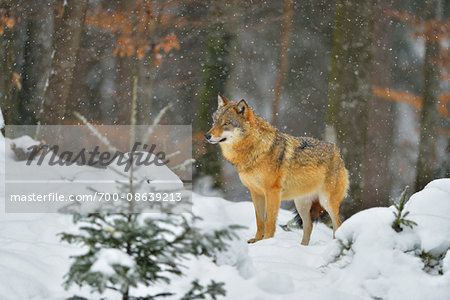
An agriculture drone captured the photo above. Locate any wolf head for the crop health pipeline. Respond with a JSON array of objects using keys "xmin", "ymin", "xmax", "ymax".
[{"xmin": 204, "ymin": 94, "xmax": 253, "ymax": 145}]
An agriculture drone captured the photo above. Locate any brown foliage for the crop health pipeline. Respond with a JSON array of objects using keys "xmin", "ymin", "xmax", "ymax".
[
  {"xmin": 0, "ymin": 7, "xmax": 16, "ymax": 35},
  {"xmin": 12, "ymin": 72, "xmax": 21, "ymax": 90},
  {"xmin": 85, "ymin": 0, "xmax": 179, "ymax": 65},
  {"xmin": 373, "ymin": 86, "xmax": 450, "ymax": 119},
  {"xmin": 438, "ymin": 93, "xmax": 450, "ymax": 118},
  {"xmin": 376, "ymin": 10, "xmax": 450, "ymax": 121},
  {"xmin": 387, "ymin": 10, "xmax": 449, "ymax": 42},
  {"xmin": 387, "ymin": 9, "xmax": 449, "ymax": 82},
  {"xmin": 373, "ymin": 86, "xmax": 422, "ymax": 109},
  {"xmin": 153, "ymin": 34, "xmax": 180, "ymax": 66}
]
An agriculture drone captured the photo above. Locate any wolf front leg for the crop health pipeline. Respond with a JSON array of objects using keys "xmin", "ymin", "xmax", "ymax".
[
  {"xmin": 262, "ymin": 188, "xmax": 281, "ymax": 239},
  {"xmin": 248, "ymin": 189, "xmax": 265, "ymax": 243}
]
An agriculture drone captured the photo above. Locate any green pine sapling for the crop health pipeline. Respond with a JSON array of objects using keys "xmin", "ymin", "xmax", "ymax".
[
  {"xmin": 62, "ymin": 78, "xmax": 241, "ymax": 299},
  {"xmin": 391, "ymin": 186, "xmax": 417, "ymax": 233},
  {"xmin": 60, "ymin": 212, "xmax": 240, "ymax": 300}
]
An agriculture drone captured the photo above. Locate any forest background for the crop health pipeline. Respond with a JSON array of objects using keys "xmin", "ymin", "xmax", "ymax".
[{"xmin": 0, "ymin": 0, "xmax": 449, "ymax": 219}]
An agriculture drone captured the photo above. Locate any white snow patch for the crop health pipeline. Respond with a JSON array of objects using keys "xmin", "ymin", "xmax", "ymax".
[
  {"xmin": 0, "ymin": 133, "xmax": 449, "ymax": 299},
  {"xmin": 0, "ymin": 106, "xmax": 4, "ymax": 129},
  {"xmin": 91, "ymin": 248, "xmax": 135, "ymax": 276},
  {"xmin": 324, "ymin": 179, "xmax": 450, "ymax": 300},
  {"xmin": 406, "ymin": 179, "xmax": 450, "ymax": 255},
  {"xmin": 256, "ymin": 272, "xmax": 294, "ymax": 294}
]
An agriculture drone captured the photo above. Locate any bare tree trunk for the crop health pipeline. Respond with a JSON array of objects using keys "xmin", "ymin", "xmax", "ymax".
[
  {"xmin": 136, "ymin": 0, "xmax": 165, "ymax": 125},
  {"xmin": 40, "ymin": 0, "xmax": 88, "ymax": 125},
  {"xmin": 0, "ymin": 2, "xmax": 16, "ymax": 124},
  {"xmin": 271, "ymin": 0, "xmax": 293, "ymax": 126},
  {"xmin": 194, "ymin": 2, "xmax": 233, "ymax": 189},
  {"xmin": 137, "ymin": 56, "xmax": 156, "ymax": 125},
  {"xmin": 326, "ymin": 0, "xmax": 374, "ymax": 219},
  {"xmin": 362, "ymin": 0, "xmax": 395, "ymax": 208},
  {"xmin": 20, "ymin": 0, "xmax": 54, "ymax": 124},
  {"xmin": 99, "ymin": 55, "xmax": 117, "ymax": 124},
  {"xmin": 116, "ymin": 56, "xmax": 135, "ymax": 124},
  {"xmin": 114, "ymin": 0, "xmax": 138, "ymax": 125},
  {"xmin": 415, "ymin": 0, "xmax": 442, "ymax": 192}
]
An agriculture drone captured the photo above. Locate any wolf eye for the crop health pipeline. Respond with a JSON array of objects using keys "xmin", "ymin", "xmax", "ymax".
[{"xmin": 223, "ymin": 122, "xmax": 231, "ymax": 126}]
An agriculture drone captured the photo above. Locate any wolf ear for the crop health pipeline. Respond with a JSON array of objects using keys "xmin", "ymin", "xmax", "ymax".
[
  {"xmin": 217, "ymin": 94, "xmax": 230, "ymax": 108},
  {"xmin": 237, "ymin": 99, "xmax": 248, "ymax": 115}
]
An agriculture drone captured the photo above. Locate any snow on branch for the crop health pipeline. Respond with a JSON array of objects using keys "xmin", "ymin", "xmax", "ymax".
[
  {"xmin": 73, "ymin": 111, "xmax": 119, "ymax": 153},
  {"xmin": 141, "ymin": 103, "xmax": 173, "ymax": 143}
]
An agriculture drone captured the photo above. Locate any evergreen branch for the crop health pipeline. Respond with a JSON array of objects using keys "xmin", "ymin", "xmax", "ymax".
[{"xmin": 391, "ymin": 186, "xmax": 417, "ymax": 232}]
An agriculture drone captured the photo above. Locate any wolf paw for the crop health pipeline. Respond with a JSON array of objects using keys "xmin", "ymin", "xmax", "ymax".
[{"xmin": 247, "ymin": 237, "xmax": 262, "ymax": 243}]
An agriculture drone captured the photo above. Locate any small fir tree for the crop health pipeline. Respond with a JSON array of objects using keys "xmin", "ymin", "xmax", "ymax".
[
  {"xmin": 391, "ymin": 186, "xmax": 417, "ymax": 233},
  {"xmin": 61, "ymin": 85, "xmax": 240, "ymax": 299},
  {"xmin": 60, "ymin": 211, "xmax": 239, "ymax": 300}
]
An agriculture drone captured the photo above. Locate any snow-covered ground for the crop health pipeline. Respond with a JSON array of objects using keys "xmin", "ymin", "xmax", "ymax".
[{"xmin": 1, "ymin": 132, "xmax": 449, "ymax": 300}]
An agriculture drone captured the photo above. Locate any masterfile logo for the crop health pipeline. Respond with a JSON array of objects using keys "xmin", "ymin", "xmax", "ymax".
[{"xmin": 4, "ymin": 125, "xmax": 192, "ymax": 213}]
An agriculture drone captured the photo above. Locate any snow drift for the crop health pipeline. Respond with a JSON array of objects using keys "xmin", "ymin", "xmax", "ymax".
[
  {"xmin": 0, "ymin": 132, "xmax": 449, "ymax": 299},
  {"xmin": 324, "ymin": 178, "xmax": 450, "ymax": 300}
]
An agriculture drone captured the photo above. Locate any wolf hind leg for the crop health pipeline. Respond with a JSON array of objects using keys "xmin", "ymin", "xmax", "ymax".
[
  {"xmin": 294, "ymin": 195, "xmax": 314, "ymax": 245},
  {"xmin": 321, "ymin": 167, "xmax": 348, "ymax": 238},
  {"xmin": 318, "ymin": 192, "xmax": 341, "ymax": 238}
]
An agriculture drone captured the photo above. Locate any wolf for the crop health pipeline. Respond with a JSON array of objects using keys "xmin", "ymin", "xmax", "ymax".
[{"xmin": 205, "ymin": 94, "xmax": 349, "ymax": 245}]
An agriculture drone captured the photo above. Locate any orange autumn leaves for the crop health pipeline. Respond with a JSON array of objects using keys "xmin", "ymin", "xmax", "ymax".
[
  {"xmin": 0, "ymin": 8, "xmax": 15, "ymax": 35},
  {"xmin": 85, "ymin": 1, "xmax": 179, "ymax": 66},
  {"xmin": 387, "ymin": 10, "xmax": 449, "ymax": 42},
  {"xmin": 387, "ymin": 9, "xmax": 450, "ymax": 82},
  {"xmin": 152, "ymin": 34, "xmax": 180, "ymax": 66},
  {"xmin": 373, "ymin": 86, "xmax": 450, "ymax": 118},
  {"xmin": 0, "ymin": 8, "xmax": 19, "ymax": 90},
  {"xmin": 379, "ymin": 10, "xmax": 450, "ymax": 123}
]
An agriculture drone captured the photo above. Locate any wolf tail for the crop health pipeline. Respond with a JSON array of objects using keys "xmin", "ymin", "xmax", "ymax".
[{"xmin": 292, "ymin": 201, "xmax": 325, "ymax": 227}]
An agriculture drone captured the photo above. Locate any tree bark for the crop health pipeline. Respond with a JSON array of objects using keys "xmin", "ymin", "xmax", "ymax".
[
  {"xmin": 116, "ymin": 55, "xmax": 135, "ymax": 124},
  {"xmin": 271, "ymin": 0, "xmax": 293, "ymax": 126},
  {"xmin": 136, "ymin": 0, "xmax": 165, "ymax": 125},
  {"xmin": 326, "ymin": 0, "xmax": 375, "ymax": 219},
  {"xmin": 415, "ymin": 0, "xmax": 442, "ymax": 192},
  {"xmin": 0, "ymin": 3, "xmax": 16, "ymax": 124},
  {"xmin": 362, "ymin": 0, "xmax": 395, "ymax": 208},
  {"xmin": 40, "ymin": 0, "xmax": 89, "ymax": 125},
  {"xmin": 194, "ymin": 20, "xmax": 232, "ymax": 189},
  {"xmin": 20, "ymin": 0, "xmax": 54, "ymax": 125}
]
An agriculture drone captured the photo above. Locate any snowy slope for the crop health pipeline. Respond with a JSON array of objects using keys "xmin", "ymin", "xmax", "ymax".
[
  {"xmin": 1, "ymin": 132, "xmax": 449, "ymax": 300},
  {"xmin": 323, "ymin": 179, "xmax": 450, "ymax": 300}
]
